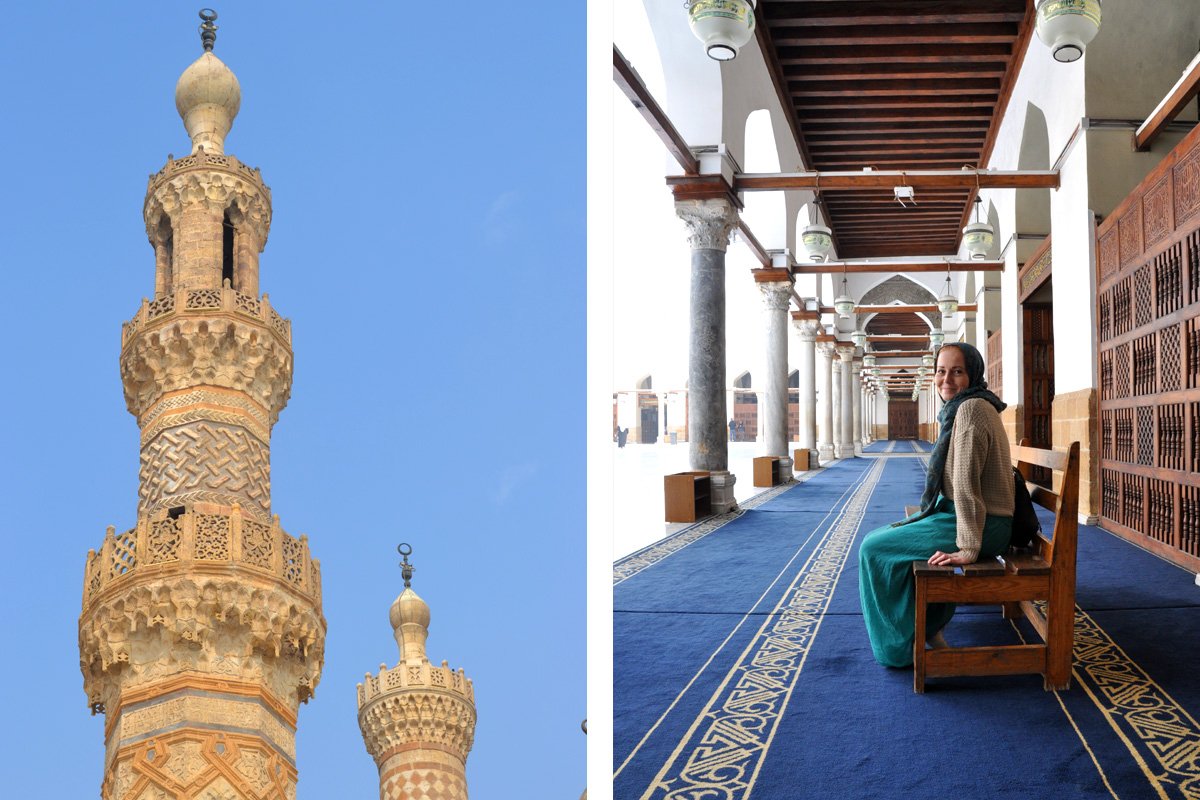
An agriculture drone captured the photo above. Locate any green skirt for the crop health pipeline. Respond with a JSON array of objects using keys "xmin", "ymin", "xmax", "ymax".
[{"xmin": 858, "ymin": 498, "xmax": 1012, "ymax": 667}]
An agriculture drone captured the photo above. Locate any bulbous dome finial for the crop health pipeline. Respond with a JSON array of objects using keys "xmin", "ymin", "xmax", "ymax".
[
  {"xmin": 389, "ymin": 544, "xmax": 431, "ymax": 663},
  {"xmin": 175, "ymin": 9, "xmax": 240, "ymax": 155}
]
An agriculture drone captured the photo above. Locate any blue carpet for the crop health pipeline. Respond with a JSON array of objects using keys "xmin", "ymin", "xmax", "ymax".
[{"xmin": 614, "ymin": 454, "xmax": 1200, "ymax": 800}]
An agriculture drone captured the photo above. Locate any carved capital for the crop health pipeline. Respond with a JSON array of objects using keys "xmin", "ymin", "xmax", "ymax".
[
  {"xmin": 757, "ymin": 280, "xmax": 792, "ymax": 312},
  {"xmin": 79, "ymin": 566, "xmax": 325, "ymax": 717},
  {"xmin": 793, "ymin": 318, "xmax": 822, "ymax": 341},
  {"xmin": 836, "ymin": 344, "xmax": 856, "ymax": 363},
  {"xmin": 675, "ymin": 199, "xmax": 738, "ymax": 251},
  {"xmin": 121, "ymin": 316, "xmax": 293, "ymax": 423},
  {"xmin": 358, "ymin": 689, "xmax": 477, "ymax": 765}
]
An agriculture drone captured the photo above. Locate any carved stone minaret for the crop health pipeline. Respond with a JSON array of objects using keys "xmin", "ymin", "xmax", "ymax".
[
  {"xmin": 358, "ymin": 546, "xmax": 477, "ymax": 800},
  {"xmin": 78, "ymin": 12, "xmax": 325, "ymax": 800}
]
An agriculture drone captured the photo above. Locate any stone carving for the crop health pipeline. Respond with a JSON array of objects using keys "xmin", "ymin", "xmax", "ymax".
[
  {"xmin": 138, "ymin": 421, "xmax": 272, "ymax": 520},
  {"xmin": 358, "ymin": 690, "xmax": 477, "ymax": 763},
  {"xmin": 675, "ymin": 199, "xmax": 738, "ymax": 251},
  {"xmin": 121, "ymin": 316, "xmax": 293, "ymax": 422},
  {"xmin": 80, "ymin": 569, "xmax": 325, "ymax": 717},
  {"xmin": 757, "ymin": 281, "xmax": 792, "ymax": 311},
  {"xmin": 380, "ymin": 765, "xmax": 467, "ymax": 800},
  {"xmin": 145, "ymin": 164, "xmax": 272, "ymax": 249}
]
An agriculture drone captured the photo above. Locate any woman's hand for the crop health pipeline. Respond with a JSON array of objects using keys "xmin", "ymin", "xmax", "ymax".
[{"xmin": 928, "ymin": 550, "xmax": 973, "ymax": 567}]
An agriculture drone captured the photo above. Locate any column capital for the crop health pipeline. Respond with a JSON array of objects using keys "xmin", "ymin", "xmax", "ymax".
[
  {"xmin": 793, "ymin": 317, "xmax": 821, "ymax": 341},
  {"xmin": 836, "ymin": 343, "xmax": 856, "ymax": 363},
  {"xmin": 756, "ymin": 279, "xmax": 793, "ymax": 311},
  {"xmin": 675, "ymin": 198, "xmax": 739, "ymax": 251}
]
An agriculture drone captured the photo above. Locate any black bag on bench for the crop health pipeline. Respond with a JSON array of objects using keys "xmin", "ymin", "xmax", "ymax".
[{"xmin": 1010, "ymin": 466, "xmax": 1042, "ymax": 549}]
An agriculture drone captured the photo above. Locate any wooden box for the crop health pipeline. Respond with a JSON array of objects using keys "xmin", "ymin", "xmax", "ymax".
[{"xmin": 664, "ymin": 471, "xmax": 711, "ymax": 522}]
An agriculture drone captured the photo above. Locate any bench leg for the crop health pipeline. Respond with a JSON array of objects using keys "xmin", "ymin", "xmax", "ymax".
[
  {"xmin": 1001, "ymin": 601, "xmax": 1021, "ymax": 619},
  {"xmin": 913, "ymin": 575, "xmax": 928, "ymax": 693}
]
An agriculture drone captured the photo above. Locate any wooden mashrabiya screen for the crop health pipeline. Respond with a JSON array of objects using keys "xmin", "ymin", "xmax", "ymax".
[{"xmin": 1096, "ymin": 122, "xmax": 1200, "ymax": 572}]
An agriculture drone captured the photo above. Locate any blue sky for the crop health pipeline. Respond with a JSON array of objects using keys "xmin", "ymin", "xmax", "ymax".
[{"xmin": 0, "ymin": 3, "xmax": 584, "ymax": 797}]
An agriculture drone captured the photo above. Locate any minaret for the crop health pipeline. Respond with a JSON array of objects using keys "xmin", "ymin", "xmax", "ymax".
[
  {"xmin": 358, "ymin": 545, "xmax": 477, "ymax": 800},
  {"xmin": 78, "ymin": 11, "xmax": 326, "ymax": 799}
]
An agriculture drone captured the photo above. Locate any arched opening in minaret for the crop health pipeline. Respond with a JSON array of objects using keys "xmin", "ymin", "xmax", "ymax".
[
  {"xmin": 222, "ymin": 210, "xmax": 235, "ymax": 289},
  {"xmin": 156, "ymin": 215, "xmax": 174, "ymax": 295}
]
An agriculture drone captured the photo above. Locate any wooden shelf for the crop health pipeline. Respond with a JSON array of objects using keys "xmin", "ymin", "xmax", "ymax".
[
  {"xmin": 664, "ymin": 471, "xmax": 711, "ymax": 522},
  {"xmin": 753, "ymin": 456, "xmax": 784, "ymax": 487}
]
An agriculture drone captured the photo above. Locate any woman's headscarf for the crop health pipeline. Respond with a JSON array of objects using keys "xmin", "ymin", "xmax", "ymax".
[{"xmin": 892, "ymin": 341, "xmax": 1005, "ymax": 527}]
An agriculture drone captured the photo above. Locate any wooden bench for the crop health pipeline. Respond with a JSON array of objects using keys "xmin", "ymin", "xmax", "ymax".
[
  {"xmin": 911, "ymin": 440, "xmax": 1081, "ymax": 693},
  {"xmin": 664, "ymin": 471, "xmax": 711, "ymax": 522}
]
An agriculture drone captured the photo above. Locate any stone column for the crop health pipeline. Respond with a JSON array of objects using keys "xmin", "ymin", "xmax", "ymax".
[
  {"xmin": 791, "ymin": 313, "xmax": 820, "ymax": 467},
  {"xmin": 837, "ymin": 344, "xmax": 856, "ymax": 458},
  {"xmin": 757, "ymin": 274, "xmax": 793, "ymax": 480},
  {"xmin": 851, "ymin": 361, "xmax": 863, "ymax": 455},
  {"xmin": 817, "ymin": 338, "xmax": 835, "ymax": 463},
  {"xmin": 676, "ymin": 198, "xmax": 738, "ymax": 512},
  {"xmin": 831, "ymin": 357, "xmax": 842, "ymax": 459}
]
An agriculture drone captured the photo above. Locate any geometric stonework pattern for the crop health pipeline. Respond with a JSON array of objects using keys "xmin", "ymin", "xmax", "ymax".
[
  {"xmin": 380, "ymin": 766, "xmax": 467, "ymax": 800},
  {"xmin": 139, "ymin": 421, "xmax": 271, "ymax": 520}
]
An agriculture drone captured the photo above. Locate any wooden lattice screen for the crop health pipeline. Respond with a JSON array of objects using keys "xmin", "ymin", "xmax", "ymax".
[
  {"xmin": 1096, "ymin": 122, "xmax": 1200, "ymax": 571},
  {"xmin": 986, "ymin": 328, "xmax": 1002, "ymax": 399}
]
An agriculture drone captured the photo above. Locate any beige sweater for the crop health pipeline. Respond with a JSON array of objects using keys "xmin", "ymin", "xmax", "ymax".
[{"xmin": 941, "ymin": 398, "xmax": 1015, "ymax": 561}]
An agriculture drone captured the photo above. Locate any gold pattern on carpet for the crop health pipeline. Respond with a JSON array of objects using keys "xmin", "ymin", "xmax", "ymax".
[{"xmin": 638, "ymin": 459, "xmax": 884, "ymax": 800}]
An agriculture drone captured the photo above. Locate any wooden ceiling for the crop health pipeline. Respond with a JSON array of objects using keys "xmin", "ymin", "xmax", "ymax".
[{"xmin": 757, "ymin": 0, "xmax": 1035, "ymax": 259}]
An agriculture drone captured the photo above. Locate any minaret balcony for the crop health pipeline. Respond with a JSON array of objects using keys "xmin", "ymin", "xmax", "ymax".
[
  {"xmin": 122, "ymin": 285, "xmax": 290, "ymax": 348},
  {"xmin": 146, "ymin": 150, "xmax": 270, "ymax": 205},
  {"xmin": 357, "ymin": 659, "xmax": 475, "ymax": 709},
  {"xmin": 82, "ymin": 504, "xmax": 321, "ymax": 614}
]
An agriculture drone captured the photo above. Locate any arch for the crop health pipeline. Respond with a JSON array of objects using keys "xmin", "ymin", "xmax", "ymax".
[
  {"xmin": 1016, "ymin": 101, "xmax": 1051, "ymax": 264},
  {"xmin": 788, "ymin": 369, "xmax": 799, "ymax": 389},
  {"xmin": 733, "ymin": 371, "xmax": 752, "ymax": 389},
  {"xmin": 636, "ymin": 374, "xmax": 653, "ymax": 391},
  {"xmin": 741, "ymin": 109, "xmax": 786, "ymax": 248}
]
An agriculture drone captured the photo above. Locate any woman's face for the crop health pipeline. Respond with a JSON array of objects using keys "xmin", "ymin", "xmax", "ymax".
[{"xmin": 934, "ymin": 346, "xmax": 970, "ymax": 403}]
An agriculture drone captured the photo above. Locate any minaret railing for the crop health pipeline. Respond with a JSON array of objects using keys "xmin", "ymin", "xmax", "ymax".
[
  {"xmin": 122, "ymin": 285, "xmax": 291, "ymax": 346},
  {"xmin": 82, "ymin": 505, "xmax": 320, "ymax": 610}
]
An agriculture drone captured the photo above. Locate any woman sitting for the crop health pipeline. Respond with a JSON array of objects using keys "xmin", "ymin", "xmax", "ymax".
[{"xmin": 858, "ymin": 341, "xmax": 1014, "ymax": 667}]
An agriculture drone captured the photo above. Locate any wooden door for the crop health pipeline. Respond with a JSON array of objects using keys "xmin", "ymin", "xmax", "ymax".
[
  {"xmin": 1024, "ymin": 304, "xmax": 1054, "ymax": 484},
  {"xmin": 888, "ymin": 399, "xmax": 917, "ymax": 439}
]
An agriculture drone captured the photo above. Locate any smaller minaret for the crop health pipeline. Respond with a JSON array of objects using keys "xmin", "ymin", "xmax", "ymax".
[{"xmin": 358, "ymin": 545, "xmax": 477, "ymax": 800}]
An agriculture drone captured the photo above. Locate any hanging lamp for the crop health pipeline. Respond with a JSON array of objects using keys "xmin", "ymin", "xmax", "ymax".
[
  {"xmin": 863, "ymin": 354, "xmax": 876, "ymax": 368},
  {"xmin": 801, "ymin": 192, "xmax": 833, "ymax": 262},
  {"xmin": 922, "ymin": 354, "xmax": 934, "ymax": 368},
  {"xmin": 1035, "ymin": 0, "xmax": 1101, "ymax": 64},
  {"xmin": 687, "ymin": 0, "xmax": 757, "ymax": 62},
  {"xmin": 834, "ymin": 264, "xmax": 855, "ymax": 318},
  {"xmin": 962, "ymin": 197, "xmax": 995, "ymax": 259},
  {"xmin": 936, "ymin": 265, "xmax": 958, "ymax": 316},
  {"xmin": 851, "ymin": 330, "xmax": 867, "ymax": 349},
  {"xmin": 929, "ymin": 328, "xmax": 945, "ymax": 349}
]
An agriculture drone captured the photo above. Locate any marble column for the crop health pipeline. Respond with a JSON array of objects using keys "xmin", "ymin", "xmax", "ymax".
[
  {"xmin": 831, "ymin": 357, "xmax": 842, "ymax": 459},
  {"xmin": 851, "ymin": 360, "xmax": 863, "ymax": 455},
  {"xmin": 817, "ymin": 340, "xmax": 835, "ymax": 463},
  {"xmin": 758, "ymin": 278, "xmax": 794, "ymax": 481},
  {"xmin": 837, "ymin": 344, "xmax": 856, "ymax": 458},
  {"xmin": 676, "ymin": 198, "xmax": 737, "ymax": 512},
  {"xmin": 792, "ymin": 314, "xmax": 820, "ymax": 467}
]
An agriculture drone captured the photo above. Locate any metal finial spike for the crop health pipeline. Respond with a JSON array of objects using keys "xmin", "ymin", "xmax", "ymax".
[
  {"xmin": 199, "ymin": 9, "xmax": 219, "ymax": 52},
  {"xmin": 397, "ymin": 543, "xmax": 414, "ymax": 588}
]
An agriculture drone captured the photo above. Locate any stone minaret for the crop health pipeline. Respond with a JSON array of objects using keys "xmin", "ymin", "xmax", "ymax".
[
  {"xmin": 78, "ymin": 12, "xmax": 325, "ymax": 800},
  {"xmin": 358, "ymin": 545, "xmax": 477, "ymax": 800}
]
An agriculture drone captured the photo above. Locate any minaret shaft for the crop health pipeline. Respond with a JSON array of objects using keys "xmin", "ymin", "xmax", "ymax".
[{"xmin": 80, "ymin": 23, "xmax": 324, "ymax": 800}]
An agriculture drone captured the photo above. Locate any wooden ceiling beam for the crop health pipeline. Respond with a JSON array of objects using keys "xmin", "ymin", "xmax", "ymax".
[
  {"xmin": 794, "ymin": 96, "xmax": 1000, "ymax": 110},
  {"xmin": 798, "ymin": 108, "xmax": 995, "ymax": 122},
  {"xmin": 768, "ymin": 24, "xmax": 1018, "ymax": 46},
  {"xmin": 856, "ymin": 304, "xmax": 977, "ymax": 314},
  {"xmin": 764, "ymin": 4, "xmax": 1025, "ymax": 28},
  {"xmin": 784, "ymin": 62, "xmax": 1006, "ymax": 81},
  {"xmin": 792, "ymin": 260, "xmax": 1003, "ymax": 275},
  {"xmin": 612, "ymin": 46, "xmax": 698, "ymax": 175},
  {"xmin": 791, "ymin": 80, "xmax": 1000, "ymax": 97},
  {"xmin": 775, "ymin": 43, "xmax": 1014, "ymax": 63},
  {"xmin": 1135, "ymin": 53, "xmax": 1200, "ymax": 150},
  {"xmin": 735, "ymin": 169, "xmax": 1058, "ymax": 192},
  {"xmin": 807, "ymin": 135, "xmax": 986, "ymax": 147}
]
